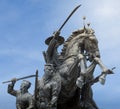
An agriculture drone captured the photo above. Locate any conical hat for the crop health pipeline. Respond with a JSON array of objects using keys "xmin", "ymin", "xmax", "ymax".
[{"xmin": 45, "ymin": 36, "xmax": 65, "ymax": 45}]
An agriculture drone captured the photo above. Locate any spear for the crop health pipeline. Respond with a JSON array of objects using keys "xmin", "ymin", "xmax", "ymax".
[
  {"xmin": 2, "ymin": 74, "xmax": 36, "ymax": 84},
  {"xmin": 34, "ymin": 70, "xmax": 39, "ymax": 109}
]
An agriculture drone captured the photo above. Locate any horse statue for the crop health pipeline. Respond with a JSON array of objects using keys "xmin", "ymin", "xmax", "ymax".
[
  {"xmin": 56, "ymin": 27, "xmax": 106, "ymax": 109},
  {"xmin": 36, "ymin": 25, "xmax": 113, "ymax": 109}
]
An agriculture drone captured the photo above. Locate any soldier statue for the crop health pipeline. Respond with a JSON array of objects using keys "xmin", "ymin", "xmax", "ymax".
[
  {"xmin": 8, "ymin": 79, "xmax": 34, "ymax": 109},
  {"xmin": 37, "ymin": 64, "xmax": 61, "ymax": 109}
]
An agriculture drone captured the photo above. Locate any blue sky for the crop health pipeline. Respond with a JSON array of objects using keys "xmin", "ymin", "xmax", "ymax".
[{"xmin": 0, "ymin": 0, "xmax": 120, "ymax": 109}]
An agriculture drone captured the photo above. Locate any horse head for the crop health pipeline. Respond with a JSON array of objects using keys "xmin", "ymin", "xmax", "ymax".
[
  {"xmin": 82, "ymin": 28, "xmax": 100, "ymax": 62},
  {"xmin": 61, "ymin": 27, "xmax": 100, "ymax": 62}
]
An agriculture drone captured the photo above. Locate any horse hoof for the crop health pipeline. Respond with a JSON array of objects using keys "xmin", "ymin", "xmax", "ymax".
[{"xmin": 99, "ymin": 77, "xmax": 106, "ymax": 85}]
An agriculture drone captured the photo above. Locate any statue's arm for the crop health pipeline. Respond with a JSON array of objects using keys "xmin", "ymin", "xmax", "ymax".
[
  {"xmin": 7, "ymin": 81, "xmax": 17, "ymax": 97},
  {"xmin": 46, "ymin": 38, "xmax": 57, "ymax": 57}
]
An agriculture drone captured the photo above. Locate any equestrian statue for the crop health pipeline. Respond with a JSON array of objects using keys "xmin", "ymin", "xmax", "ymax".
[
  {"xmin": 36, "ymin": 5, "xmax": 113, "ymax": 109},
  {"xmin": 4, "ymin": 5, "xmax": 114, "ymax": 109}
]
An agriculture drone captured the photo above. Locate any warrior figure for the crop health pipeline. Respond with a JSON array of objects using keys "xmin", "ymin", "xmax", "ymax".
[
  {"xmin": 43, "ymin": 31, "xmax": 65, "ymax": 66},
  {"xmin": 37, "ymin": 64, "xmax": 61, "ymax": 109},
  {"xmin": 8, "ymin": 79, "xmax": 34, "ymax": 109}
]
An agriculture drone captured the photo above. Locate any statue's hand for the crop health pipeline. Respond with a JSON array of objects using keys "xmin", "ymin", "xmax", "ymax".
[
  {"xmin": 53, "ymin": 31, "xmax": 60, "ymax": 37},
  {"xmin": 11, "ymin": 78, "xmax": 17, "ymax": 84}
]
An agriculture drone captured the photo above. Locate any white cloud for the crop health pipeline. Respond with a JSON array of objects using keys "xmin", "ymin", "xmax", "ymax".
[
  {"xmin": 95, "ymin": 6, "xmax": 119, "ymax": 17},
  {"xmin": 92, "ymin": 0, "xmax": 120, "ymax": 19}
]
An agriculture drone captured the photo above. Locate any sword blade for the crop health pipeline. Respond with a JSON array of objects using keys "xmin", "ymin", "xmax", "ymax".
[
  {"xmin": 58, "ymin": 4, "xmax": 81, "ymax": 32},
  {"xmin": 17, "ymin": 75, "xmax": 36, "ymax": 81},
  {"xmin": 2, "ymin": 74, "xmax": 36, "ymax": 84}
]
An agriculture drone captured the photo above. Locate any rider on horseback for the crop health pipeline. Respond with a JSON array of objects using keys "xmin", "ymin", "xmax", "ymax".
[{"xmin": 44, "ymin": 31, "xmax": 65, "ymax": 67}]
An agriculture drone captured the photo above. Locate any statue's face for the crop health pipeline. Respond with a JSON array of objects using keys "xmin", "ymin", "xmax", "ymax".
[
  {"xmin": 20, "ymin": 82, "xmax": 26, "ymax": 91},
  {"xmin": 44, "ymin": 65, "xmax": 54, "ymax": 76},
  {"xmin": 20, "ymin": 80, "xmax": 30, "ymax": 92}
]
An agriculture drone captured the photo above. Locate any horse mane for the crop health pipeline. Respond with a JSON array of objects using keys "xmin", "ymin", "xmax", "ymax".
[{"xmin": 61, "ymin": 29, "xmax": 85, "ymax": 56}]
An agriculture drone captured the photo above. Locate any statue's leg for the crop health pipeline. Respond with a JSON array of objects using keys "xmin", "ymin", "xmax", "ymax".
[
  {"xmin": 94, "ymin": 57, "xmax": 108, "ymax": 85},
  {"xmin": 76, "ymin": 54, "xmax": 87, "ymax": 88},
  {"xmin": 57, "ymin": 88, "xmax": 81, "ymax": 109},
  {"xmin": 80, "ymin": 85, "xmax": 99, "ymax": 109},
  {"xmin": 87, "ymin": 87, "xmax": 99, "ymax": 109}
]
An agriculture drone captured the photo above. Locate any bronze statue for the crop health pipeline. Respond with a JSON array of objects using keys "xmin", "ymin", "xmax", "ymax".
[
  {"xmin": 4, "ymin": 5, "xmax": 114, "ymax": 109},
  {"xmin": 8, "ymin": 79, "xmax": 34, "ymax": 109},
  {"xmin": 40, "ymin": 17, "xmax": 113, "ymax": 109}
]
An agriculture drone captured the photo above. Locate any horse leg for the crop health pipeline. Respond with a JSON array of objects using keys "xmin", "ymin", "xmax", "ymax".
[
  {"xmin": 94, "ymin": 57, "xmax": 108, "ymax": 85},
  {"xmin": 57, "ymin": 88, "xmax": 81, "ymax": 109},
  {"xmin": 80, "ymin": 84, "xmax": 99, "ymax": 109},
  {"xmin": 76, "ymin": 54, "xmax": 87, "ymax": 88}
]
